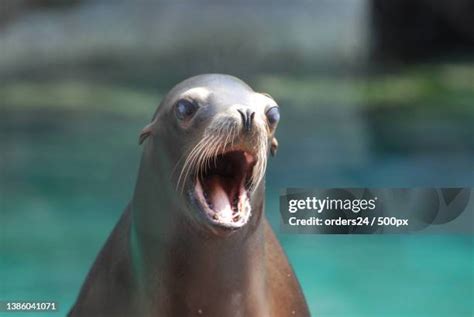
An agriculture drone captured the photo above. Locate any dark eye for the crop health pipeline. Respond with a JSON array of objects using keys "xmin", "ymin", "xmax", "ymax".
[
  {"xmin": 175, "ymin": 99, "xmax": 198, "ymax": 120},
  {"xmin": 266, "ymin": 107, "xmax": 280, "ymax": 125}
]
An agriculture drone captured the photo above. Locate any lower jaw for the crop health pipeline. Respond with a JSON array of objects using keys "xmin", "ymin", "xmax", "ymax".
[{"xmin": 193, "ymin": 179, "xmax": 252, "ymax": 230}]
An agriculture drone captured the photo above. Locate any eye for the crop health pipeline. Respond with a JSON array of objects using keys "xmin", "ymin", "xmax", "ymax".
[
  {"xmin": 175, "ymin": 99, "xmax": 199, "ymax": 120},
  {"xmin": 266, "ymin": 107, "xmax": 280, "ymax": 125}
]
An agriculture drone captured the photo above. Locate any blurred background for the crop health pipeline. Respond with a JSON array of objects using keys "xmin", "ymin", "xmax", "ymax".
[{"xmin": 1, "ymin": 0, "xmax": 473, "ymax": 316}]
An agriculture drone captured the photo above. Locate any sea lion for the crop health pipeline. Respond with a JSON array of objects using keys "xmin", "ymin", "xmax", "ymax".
[{"xmin": 69, "ymin": 74, "xmax": 310, "ymax": 317}]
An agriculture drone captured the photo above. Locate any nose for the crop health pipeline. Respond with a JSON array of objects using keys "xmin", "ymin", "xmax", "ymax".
[{"xmin": 237, "ymin": 108, "xmax": 256, "ymax": 132}]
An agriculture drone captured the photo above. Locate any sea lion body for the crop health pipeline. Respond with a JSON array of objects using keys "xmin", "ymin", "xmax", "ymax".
[{"xmin": 69, "ymin": 74, "xmax": 310, "ymax": 317}]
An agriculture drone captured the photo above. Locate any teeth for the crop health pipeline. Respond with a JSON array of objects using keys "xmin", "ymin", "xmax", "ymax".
[{"xmin": 232, "ymin": 196, "xmax": 239, "ymax": 214}]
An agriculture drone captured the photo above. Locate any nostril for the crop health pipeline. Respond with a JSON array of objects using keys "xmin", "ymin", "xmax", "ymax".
[
  {"xmin": 237, "ymin": 109, "xmax": 246, "ymax": 131},
  {"xmin": 237, "ymin": 109, "xmax": 246, "ymax": 122},
  {"xmin": 238, "ymin": 109, "xmax": 255, "ymax": 132}
]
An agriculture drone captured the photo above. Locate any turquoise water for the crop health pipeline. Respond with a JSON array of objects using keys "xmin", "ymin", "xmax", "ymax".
[{"xmin": 1, "ymin": 102, "xmax": 473, "ymax": 316}]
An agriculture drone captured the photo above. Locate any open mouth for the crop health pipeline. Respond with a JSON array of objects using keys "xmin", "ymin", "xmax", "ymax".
[{"xmin": 194, "ymin": 150, "xmax": 256, "ymax": 229}]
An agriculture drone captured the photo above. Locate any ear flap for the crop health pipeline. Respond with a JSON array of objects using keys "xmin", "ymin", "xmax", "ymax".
[
  {"xmin": 139, "ymin": 122, "xmax": 155, "ymax": 145},
  {"xmin": 270, "ymin": 137, "xmax": 279, "ymax": 156}
]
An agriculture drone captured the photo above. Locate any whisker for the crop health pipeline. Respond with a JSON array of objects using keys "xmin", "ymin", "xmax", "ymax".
[{"xmin": 176, "ymin": 116, "xmax": 268, "ymax": 194}]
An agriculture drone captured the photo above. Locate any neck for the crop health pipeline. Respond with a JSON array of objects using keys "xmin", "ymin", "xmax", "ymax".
[{"xmin": 130, "ymin": 144, "xmax": 269, "ymax": 315}]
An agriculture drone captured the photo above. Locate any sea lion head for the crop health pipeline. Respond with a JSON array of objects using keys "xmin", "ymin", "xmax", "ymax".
[{"xmin": 138, "ymin": 74, "xmax": 280, "ymax": 234}]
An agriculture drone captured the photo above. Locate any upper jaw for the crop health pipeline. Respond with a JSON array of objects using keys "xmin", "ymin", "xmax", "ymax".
[{"xmin": 190, "ymin": 149, "xmax": 257, "ymax": 230}]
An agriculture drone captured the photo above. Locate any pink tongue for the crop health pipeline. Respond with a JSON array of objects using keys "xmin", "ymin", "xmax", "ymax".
[{"xmin": 208, "ymin": 176, "xmax": 233, "ymax": 219}]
